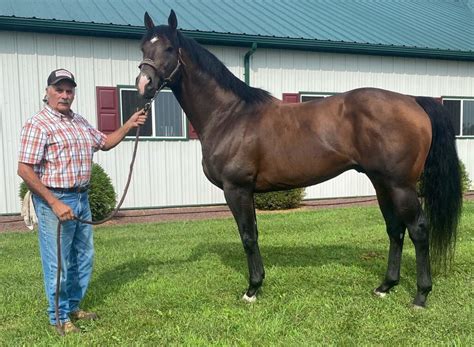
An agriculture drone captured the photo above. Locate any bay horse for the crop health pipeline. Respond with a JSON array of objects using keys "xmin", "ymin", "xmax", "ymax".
[{"xmin": 136, "ymin": 10, "xmax": 462, "ymax": 308}]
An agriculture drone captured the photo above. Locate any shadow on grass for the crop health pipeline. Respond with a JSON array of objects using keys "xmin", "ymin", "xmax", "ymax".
[
  {"xmin": 87, "ymin": 242, "xmax": 418, "ymax": 306},
  {"xmin": 87, "ymin": 257, "xmax": 187, "ymax": 307},
  {"xmin": 188, "ymin": 241, "xmax": 418, "ymax": 293}
]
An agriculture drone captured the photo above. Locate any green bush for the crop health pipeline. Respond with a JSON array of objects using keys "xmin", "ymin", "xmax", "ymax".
[
  {"xmin": 19, "ymin": 163, "xmax": 117, "ymax": 221},
  {"xmin": 19, "ymin": 181, "xmax": 28, "ymax": 201},
  {"xmin": 459, "ymin": 160, "xmax": 472, "ymax": 193},
  {"xmin": 88, "ymin": 163, "xmax": 117, "ymax": 220},
  {"xmin": 254, "ymin": 188, "xmax": 305, "ymax": 210}
]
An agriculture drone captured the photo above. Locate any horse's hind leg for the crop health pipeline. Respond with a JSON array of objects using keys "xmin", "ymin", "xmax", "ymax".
[
  {"xmin": 389, "ymin": 186, "xmax": 432, "ymax": 307},
  {"xmin": 223, "ymin": 184, "xmax": 265, "ymax": 302},
  {"xmin": 373, "ymin": 184, "xmax": 407, "ymax": 297}
]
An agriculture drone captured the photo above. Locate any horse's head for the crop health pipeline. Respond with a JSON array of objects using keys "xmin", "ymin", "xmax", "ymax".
[{"xmin": 136, "ymin": 10, "xmax": 181, "ymax": 99}]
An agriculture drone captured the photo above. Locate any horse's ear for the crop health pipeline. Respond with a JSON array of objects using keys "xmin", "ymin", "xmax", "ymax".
[
  {"xmin": 144, "ymin": 12, "xmax": 155, "ymax": 30},
  {"xmin": 168, "ymin": 9, "xmax": 178, "ymax": 30}
]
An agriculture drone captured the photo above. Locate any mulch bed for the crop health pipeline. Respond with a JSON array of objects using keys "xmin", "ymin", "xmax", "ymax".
[
  {"xmin": 0, "ymin": 196, "xmax": 379, "ymax": 233},
  {"xmin": 2, "ymin": 193, "xmax": 472, "ymax": 233}
]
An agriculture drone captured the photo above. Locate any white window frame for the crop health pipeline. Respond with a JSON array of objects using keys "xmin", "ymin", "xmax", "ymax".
[
  {"xmin": 300, "ymin": 93, "xmax": 334, "ymax": 102},
  {"xmin": 443, "ymin": 97, "xmax": 474, "ymax": 138}
]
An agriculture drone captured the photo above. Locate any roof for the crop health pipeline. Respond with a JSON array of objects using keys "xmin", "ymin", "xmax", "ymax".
[{"xmin": 0, "ymin": 0, "xmax": 473, "ymax": 61}]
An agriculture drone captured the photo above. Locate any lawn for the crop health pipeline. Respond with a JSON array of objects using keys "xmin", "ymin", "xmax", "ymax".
[{"xmin": 0, "ymin": 202, "xmax": 473, "ymax": 345}]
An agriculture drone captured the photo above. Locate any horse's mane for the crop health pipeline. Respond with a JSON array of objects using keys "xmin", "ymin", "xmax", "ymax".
[{"xmin": 177, "ymin": 31, "xmax": 273, "ymax": 105}]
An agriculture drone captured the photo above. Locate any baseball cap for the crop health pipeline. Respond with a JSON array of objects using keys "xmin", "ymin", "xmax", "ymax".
[{"xmin": 47, "ymin": 68, "xmax": 77, "ymax": 87}]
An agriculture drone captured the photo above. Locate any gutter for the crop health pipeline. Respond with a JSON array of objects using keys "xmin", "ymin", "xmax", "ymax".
[
  {"xmin": 1, "ymin": 16, "xmax": 473, "ymax": 62},
  {"xmin": 244, "ymin": 43, "xmax": 257, "ymax": 85}
]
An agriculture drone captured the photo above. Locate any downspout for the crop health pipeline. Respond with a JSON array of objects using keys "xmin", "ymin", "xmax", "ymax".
[{"xmin": 244, "ymin": 42, "xmax": 258, "ymax": 85}]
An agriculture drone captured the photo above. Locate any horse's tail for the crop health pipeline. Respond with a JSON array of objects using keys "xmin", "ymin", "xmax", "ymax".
[{"xmin": 415, "ymin": 96, "xmax": 463, "ymax": 268}]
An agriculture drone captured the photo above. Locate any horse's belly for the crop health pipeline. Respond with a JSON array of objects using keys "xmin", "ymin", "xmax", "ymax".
[{"xmin": 255, "ymin": 153, "xmax": 352, "ymax": 192}]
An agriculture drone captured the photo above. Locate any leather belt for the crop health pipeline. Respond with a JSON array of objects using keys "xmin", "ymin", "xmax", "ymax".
[{"xmin": 47, "ymin": 186, "xmax": 89, "ymax": 193}]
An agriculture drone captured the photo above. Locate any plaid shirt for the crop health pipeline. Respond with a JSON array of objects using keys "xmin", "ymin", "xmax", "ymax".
[{"xmin": 18, "ymin": 105, "xmax": 107, "ymax": 188}]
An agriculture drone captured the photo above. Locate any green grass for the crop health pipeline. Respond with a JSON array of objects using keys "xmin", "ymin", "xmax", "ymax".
[{"xmin": 1, "ymin": 202, "xmax": 473, "ymax": 345}]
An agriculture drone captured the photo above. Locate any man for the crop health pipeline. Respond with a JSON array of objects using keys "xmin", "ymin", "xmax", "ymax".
[{"xmin": 17, "ymin": 68, "xmax": 147, "ymax": 334}]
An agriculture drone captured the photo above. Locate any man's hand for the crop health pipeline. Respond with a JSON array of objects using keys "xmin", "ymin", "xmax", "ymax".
[
  {"xmin": 102, "ymin": 108, "xmax": 149, "ymax": 151},
  {"xmin": 126, "ymin": 109, "xmax": 148, "ymax": 128},
  {"xmin": 51, "ymin": 200, "xmax": 75, "ymax": 221},
  {"xmin": 17, "ymin": 162, "xmax": 75, "ymax": 222}
]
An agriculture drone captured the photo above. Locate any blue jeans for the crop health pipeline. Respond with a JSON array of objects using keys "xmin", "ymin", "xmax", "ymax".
[{"xmin": 32, "ymin": 191, "xmax": 94, "ymax": 325}]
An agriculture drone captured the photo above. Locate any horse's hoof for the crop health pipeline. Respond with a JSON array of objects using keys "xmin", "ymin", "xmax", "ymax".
[
  {"xmin": 242, "ymin": 293, "xmax": 257, "ymax": 303},
  {"xmin": 373, "ymin": 289, "xmax": 387, "ymax": 298}
]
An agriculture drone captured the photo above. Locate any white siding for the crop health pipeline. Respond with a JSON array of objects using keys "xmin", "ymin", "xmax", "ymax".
[
  {"xmin": 1, "ymin": 31, "xmax": 473, "ymax": 213},
  {"xmin": 252, "ymin": 49, "xmax": 474, "ymax": 98}
]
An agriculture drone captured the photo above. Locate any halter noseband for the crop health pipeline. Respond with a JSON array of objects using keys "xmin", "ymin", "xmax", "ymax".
[
  {"xmin": 139, "ymin": 49, "xmax": 183, "ymax": 111},
  {"xmin": 138, "ymin": 48, "xmax": 183, "ymax": 86}
]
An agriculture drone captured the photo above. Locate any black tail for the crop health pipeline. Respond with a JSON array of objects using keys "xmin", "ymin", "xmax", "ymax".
[{"xmin": 416, "ymin": 97, "xmax": 463, "ymax": 268}]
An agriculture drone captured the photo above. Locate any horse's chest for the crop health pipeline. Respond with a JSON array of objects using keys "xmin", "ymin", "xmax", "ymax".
[{"xmin": 201, "ymin": 155, "xmax": 224, "ymax": 188}]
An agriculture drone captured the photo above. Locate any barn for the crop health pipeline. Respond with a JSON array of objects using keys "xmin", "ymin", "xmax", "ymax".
[{"xmin": 0, "ymin": 0, "xmax": 473, "ymax": 215}]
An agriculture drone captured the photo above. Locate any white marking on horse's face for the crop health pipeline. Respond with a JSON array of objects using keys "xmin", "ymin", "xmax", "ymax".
[
  {"xmin": 137, "ymin": 73, "xmax": 150, "ymax": 95},
  {"xmin": 150, "ymin": 36, "xmax": 159, "ymax": 44}
]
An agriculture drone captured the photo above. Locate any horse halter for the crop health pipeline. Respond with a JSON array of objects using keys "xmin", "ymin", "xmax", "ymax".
[{"xmin": 138, "ymin": 49, "xmax": 183, "ymax": 111}]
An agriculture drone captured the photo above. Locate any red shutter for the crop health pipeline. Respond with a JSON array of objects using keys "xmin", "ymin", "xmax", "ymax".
[
  {"xmin": 188, "ymin": 121, "xmax": 199, "ymax": 139},
  {"xmin": 282, "ymin": 93, "xmax": 300, "ymax": 103},
  {"xmin": 96, "ymin": 87, "xmax": 119, "ymax": 134}
]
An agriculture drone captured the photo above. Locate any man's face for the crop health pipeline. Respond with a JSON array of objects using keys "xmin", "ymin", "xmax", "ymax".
[{"xmin": 46, "ymin": 81, "xmax": 75, "ymax": 115}]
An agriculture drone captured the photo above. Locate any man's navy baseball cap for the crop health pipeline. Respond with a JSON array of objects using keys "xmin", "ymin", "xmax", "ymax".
[{"xmin": 47, "ymin": 69, "xmax": 77, "ymax": 87}]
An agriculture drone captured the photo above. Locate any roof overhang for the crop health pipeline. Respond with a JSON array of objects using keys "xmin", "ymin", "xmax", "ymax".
[{"xmin": 1, "ymin": 16, "xmax": 473, "ymax": 61}]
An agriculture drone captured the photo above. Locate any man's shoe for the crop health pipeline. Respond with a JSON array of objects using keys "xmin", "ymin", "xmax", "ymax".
[
  {"xmin": 62, "ymin": 321, "xmax": 81, "ymax": 334},
  {"xmin": 70, "ymin": 309, "xmax": 99, "ymax": 321}
]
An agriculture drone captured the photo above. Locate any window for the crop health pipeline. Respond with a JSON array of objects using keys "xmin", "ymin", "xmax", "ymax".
[
  {"xmin": 119, "ymin": 87, "xmax": 187, "ymax": 139},
  {"xmin": 300, "ymin": 93, "xmax": 333, "ymax": 102},
  {"xmin": 443, "ymin": 98, "xmax": 474, "ymax": 137}
]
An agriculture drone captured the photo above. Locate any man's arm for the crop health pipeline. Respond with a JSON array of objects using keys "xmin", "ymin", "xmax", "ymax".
[
  {"xmin": 102, "ymin": 109, "xmax": 148, "ymax": 151},
  {"xmin": 17, "ymin": 163, "xmax": 75, "ymax": 221}
]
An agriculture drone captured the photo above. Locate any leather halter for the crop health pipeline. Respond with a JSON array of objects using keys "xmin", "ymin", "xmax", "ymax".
[
  {"xmin": 138, "ymin": 49, "xmax": 183, "ymax": 111},
  {"xmin": 138, "ymin": 48, "xmax": 183, "ymax": 86}
]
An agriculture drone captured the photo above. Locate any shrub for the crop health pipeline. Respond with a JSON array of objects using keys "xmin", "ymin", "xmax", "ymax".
[
  {"xmin": 254, "ymin": 188, "xmax": 305, "ymax": 210},
  {"xmin": 19, "ymin": 181, "xmax": 28, "ymax": 201},
  {"xmin": 88, "ymin": 163, "xmax": 117, "ymax": 220},
  {"xmin": 19, "ymin": 163, "xmax": 116, "ymax": 221},
  {"xmin": 459, "ymin": 160, "xmax": 472, "ymax": 193}
]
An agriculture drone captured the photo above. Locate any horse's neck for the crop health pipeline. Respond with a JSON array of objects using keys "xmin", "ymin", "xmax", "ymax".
[{"xmin": 172, "ymin": 63, "xmax": 242, "ymax": 140}]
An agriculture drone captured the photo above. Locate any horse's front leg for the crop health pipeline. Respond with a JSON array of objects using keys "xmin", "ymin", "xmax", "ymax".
[{"xmin": 223, "ymin": 184, "xmax": 265, "ymax": 302}]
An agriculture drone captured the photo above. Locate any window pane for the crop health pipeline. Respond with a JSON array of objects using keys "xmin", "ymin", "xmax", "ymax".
[
  {"xmin": 155, "ymin": 91, "xmax": 184, "ymax": 137},
  {"xmin": 462, "ymin": 100, "xmax": 474, "ymax": 136},
  {"xmin": 443, "ymin": 100, "xmax": 461, "ymax": 136},
  {"xmin": 121, "ymin": 90, "xmax": 151, "ymax": 136},
  {"xmin": 301, "ymin": 95, "xmax": 325, "ymax": 102}
]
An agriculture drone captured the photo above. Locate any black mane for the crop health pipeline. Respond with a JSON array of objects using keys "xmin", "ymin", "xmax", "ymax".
[
  {"xmin": 176, "ymin": 31, "xmax": 273, "ymax": 104},
  {"xmin": 141, "ymin": 25, "xmax": 273, "ymax": 104}
]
